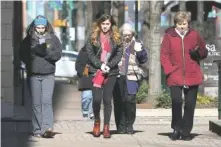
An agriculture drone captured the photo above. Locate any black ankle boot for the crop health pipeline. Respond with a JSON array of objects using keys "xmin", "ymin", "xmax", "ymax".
[
  {"xmin": 126, "ymin": 125, "xmax": 134, "ymax": 134},
  {"xmin": 169, "ymin": 130, "xmax": 181, "ymax": 141},
  {"xmin": 117, "ymin": 125, "xmax": 127, "ymax": 134},
  {"xmin": 117, "ymin": 128, "xmax": 126, "ymax": 134},
  {"xmin": 181, "ymin": 134, "xmax": 192, "ymax": 141}
]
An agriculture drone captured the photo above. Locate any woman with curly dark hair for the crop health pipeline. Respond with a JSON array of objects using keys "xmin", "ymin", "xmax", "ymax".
[
  {"xmin": 19, "ymin": 15, "xmax": 62, "ymax": 138},
  {"xmin": 85, "ymin": 14, "xmax": 123, "ymax": 138}
]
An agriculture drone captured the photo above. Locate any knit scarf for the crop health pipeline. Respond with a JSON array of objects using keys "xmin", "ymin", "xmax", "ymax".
[
  {"xmin": 92, "ymin": 32, "xmax": 112, "ymax": 88},
  {"xmin": 119, "ymin": 40, "xmax": 135, "ymax": 75}
]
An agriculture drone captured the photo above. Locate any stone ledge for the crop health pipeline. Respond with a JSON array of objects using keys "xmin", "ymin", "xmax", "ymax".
[
  {"xmin": 1, "ymin": 121, "xmax": 31, "ymax": 133},
  {"xmin": 209, "ymin": 120, "xmax": 221, "ymax": 136},
  {"xmin": 1, "ymin": 117, "xmax": 30, "ymax": 122}
]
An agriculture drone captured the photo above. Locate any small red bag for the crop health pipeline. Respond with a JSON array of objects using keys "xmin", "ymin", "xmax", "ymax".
[{"xmin": 92, "ymin": 70, "xmax": 105, "ymax": 88}]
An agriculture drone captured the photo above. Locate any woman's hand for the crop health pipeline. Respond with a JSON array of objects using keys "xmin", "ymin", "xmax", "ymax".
[{"xmin": 101, "ymin": 63, "xmax": 110, "ymax": 73}]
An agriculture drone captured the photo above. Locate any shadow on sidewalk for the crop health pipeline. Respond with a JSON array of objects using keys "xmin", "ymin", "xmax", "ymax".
[
  {"xmin": 158, "ymin": 132, "xmax": 202, "ymax": 139},
  {"xmin": 86, "ymin": 130, "xmax": 144, "ymax": 135}
]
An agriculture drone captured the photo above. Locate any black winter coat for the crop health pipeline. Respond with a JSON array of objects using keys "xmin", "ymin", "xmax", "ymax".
[
  {"xmin": 75, "ymin": 46, "xmax": 93, "ymax": 91},
  {"xmin": 85, "ymin": 36, "xmax": 123, "ymax": 76},
  {"xmin": 19, "ymin": 33, "xmax": 62, "ymax": 75},
  {"xmin": 75, "ymin": 46, "xmax": 88, "ymax": 77}
]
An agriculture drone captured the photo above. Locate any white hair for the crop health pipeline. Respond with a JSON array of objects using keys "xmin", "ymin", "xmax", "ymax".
[{"xmin": 120, "ymin": 23, "xmax": 135, "ymax": 34}]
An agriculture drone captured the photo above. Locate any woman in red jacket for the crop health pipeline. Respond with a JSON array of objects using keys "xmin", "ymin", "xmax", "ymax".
[{"xmin": 160, "ymin": 11, "xmax": 208, "ymax": 141}]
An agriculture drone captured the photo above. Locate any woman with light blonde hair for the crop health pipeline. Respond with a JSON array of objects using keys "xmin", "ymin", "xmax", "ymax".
[
  {"xmin": 85, "ymin": 14, "xmax": 123, "ymax": 138},
  {"xmin": 160, "ymin": 11, "xmax": 208, "ymax": 141}
]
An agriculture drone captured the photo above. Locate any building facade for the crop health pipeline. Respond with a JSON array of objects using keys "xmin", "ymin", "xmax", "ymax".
[{"xmin": 1, "ymin": 1, "xmax": 23, "ymax": 118}]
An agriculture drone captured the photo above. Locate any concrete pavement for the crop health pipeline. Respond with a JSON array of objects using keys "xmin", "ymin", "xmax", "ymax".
[{"xmin": 2, "ymin": 80, "xmax": 221, "ymax": 147}]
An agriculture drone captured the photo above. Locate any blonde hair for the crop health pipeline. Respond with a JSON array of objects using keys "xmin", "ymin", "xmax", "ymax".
[
  {"xmin": 90, "ymin": 14, "xmax": 121, "ymax": 46},
  {"xmin": 174, "ymin": 11, "xmax": 191, "ymax": 24}
]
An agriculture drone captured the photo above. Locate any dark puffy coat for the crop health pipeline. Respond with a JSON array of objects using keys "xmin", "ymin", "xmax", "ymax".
[
  {"xmin": 19, "ymin": 33, "xmax": 62, "ymax": 75},
  {"xmin": 75, "ymin": 46, "xmax": 93, "ymax": 91},
  {"xmin": 75, "ymin": 46, "xmax": 89, "ymax": 77},
  {"xmin": 85, "ymin": 36, "xmax": 123, "ymax": 76}
]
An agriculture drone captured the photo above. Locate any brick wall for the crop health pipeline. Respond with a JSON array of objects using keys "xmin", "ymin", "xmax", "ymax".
[{"xmin": 1, "ymin": 1, "xmax": 14, "ymax": 118}]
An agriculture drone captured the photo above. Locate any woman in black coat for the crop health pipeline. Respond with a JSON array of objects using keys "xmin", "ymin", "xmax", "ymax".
[{"xmin": 85, "ymin": 14, "xmax": 123, "ymax": 138}]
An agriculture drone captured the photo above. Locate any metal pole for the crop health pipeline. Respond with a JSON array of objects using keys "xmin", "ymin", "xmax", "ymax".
[
  {"xmin": 135, "ymin": 0, "xmax": 138, "ymax": 39},
  {"xmin": 214, "ymin": 60, "xmax": 221, "ymax": 119},
  {"xmin": 218, "ymin": 63, "xmax": 221, "ymax": 119},
  {"xmin": 21, "ymin": 68, "xmax": 25, "ymax": 105},
  {"xmin": 68, "ymin": 7, "xmax": 72, "ymax": 50}
]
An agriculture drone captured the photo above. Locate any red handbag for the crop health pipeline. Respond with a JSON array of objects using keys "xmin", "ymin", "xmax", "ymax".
[{"xmin": 92, "ymin": 70, "xmax": 105, "ymax": 88}]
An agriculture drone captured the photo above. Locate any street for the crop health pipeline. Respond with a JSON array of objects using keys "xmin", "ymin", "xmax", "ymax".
[{"xmin": 2, "ymin": 80, "xmax": 221, "ymax": 147}]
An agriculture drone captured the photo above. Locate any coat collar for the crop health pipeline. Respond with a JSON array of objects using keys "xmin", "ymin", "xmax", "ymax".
[{"xmin": 165, "ymin": 26, "xmax": 193, "ymax": 37}]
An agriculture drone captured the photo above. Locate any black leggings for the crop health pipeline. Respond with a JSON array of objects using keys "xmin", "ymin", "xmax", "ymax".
[{"xmin": 92, "ymin": 76, "xmax": 117, "ymax": 124}]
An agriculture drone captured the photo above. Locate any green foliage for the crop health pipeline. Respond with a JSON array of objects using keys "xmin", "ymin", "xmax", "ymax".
[
  {"xmin": 196, "ymin": 94, "xmax": 218, "ymax": 108},
  {"xmin": 155, "ymin": 90, "xmax": 218, "ymax": 109},
  {"xmin": 136, "ymin": 81, "xmax": 148, "ymax": 104},
  {"xmin": 196, "ymin": 94, "xmax": 215, "ymax": 105},
  {"xmin": 156, "ymin": 89, "xmax": 171, "ymax": 108}
]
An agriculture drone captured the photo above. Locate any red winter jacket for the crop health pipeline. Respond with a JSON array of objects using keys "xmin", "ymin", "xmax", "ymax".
[{"xmin": 160, "ymin": 27, "xmax": 208, "ymax": 87}]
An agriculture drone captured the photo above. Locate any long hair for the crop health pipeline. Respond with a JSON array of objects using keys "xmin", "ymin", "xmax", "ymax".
[
  {"xmin": 90, "ymin": 14, "xmax": 121, "ymax": 45},
  {"xmin": 26, "ymin": 15, "xmax": 54, "ymax": 36}
]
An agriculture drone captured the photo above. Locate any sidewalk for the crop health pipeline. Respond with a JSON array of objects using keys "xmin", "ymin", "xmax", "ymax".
[
  {"xmin": 136, "ymin": 108, "xmax": 218, "ymax": 117},
  {"xmin": 2, "ymin": 81, "xmax": 221, "ymax": 147}
]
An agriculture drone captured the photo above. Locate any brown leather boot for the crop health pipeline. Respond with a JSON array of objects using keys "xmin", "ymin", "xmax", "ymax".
[
  {"xmin": 92, "ymin": 119, "xmax": 100, "ymax": 137},
  {"xmin": 103, "ymin": 124, "xmax": 111, "ymax": 138}
]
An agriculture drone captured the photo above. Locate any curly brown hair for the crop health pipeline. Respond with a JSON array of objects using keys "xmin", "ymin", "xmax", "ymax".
[{"xmin": 90, "ymin": 14, "xmax": 121, "ymax": 45}]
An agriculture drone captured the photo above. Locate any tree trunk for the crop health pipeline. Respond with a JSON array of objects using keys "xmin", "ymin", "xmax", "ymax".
[
  {"xmin": 179, "ymin": 1, "xmax": 186, "ymax": 11},
  {"xmin": 117, "ymin": 1, "xmax": 125, "ymax": 27},
  {"xmin": 197, "ymin": 1, "xmax": 204, "ymax": 34},
  {"xmin": 103, "ymin": 1, "xmax": 111, "ymax": 15},
  {"xmin": 111, "ymin": 1, "xmax": 125, "ymax": 27},
  {"xmin": 74, "ymin": 1, "xmax": 85, "ymax": 51},
  {"xmin": 92, "ymin": 1, "xmax": 102, "ymax": 21},
  {"xmin": 141, "ymin": 1, "xmax": 150, "ymax": 74},
  {"xmin": 85, "ymin": 1, "xmax": 93, "ymax": 42},
  {"xmin": 141, "ymin": 1, "xmax": 150, "ymax": 50},
  {"xmin": 148, "ymin": 1, "xmax": 163, "ymax": 106},
  {"xmin": 197, "ymin": 1, "xmax": 205, "ymax": 95}
]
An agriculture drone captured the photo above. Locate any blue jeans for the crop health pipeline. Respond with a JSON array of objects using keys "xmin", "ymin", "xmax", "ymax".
[{"xmin": 81, "ymin": 90, "xmax": 93, "ymax": 117}]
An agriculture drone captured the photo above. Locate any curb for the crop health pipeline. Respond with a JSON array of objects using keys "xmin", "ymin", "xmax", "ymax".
[{"xmin": 136, "ymin": 109, "xmax": 218, "ymax": 117}]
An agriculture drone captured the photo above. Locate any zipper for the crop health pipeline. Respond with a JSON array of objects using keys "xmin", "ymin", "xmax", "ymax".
[{"xmin": 181, "ymin": 37, "xmax": 186, "ymax": 86}]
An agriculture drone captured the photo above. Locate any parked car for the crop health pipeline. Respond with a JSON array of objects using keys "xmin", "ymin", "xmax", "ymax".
[{"xmin": 55, "ymin": 50, "xmax": 78, "ymax": 79}]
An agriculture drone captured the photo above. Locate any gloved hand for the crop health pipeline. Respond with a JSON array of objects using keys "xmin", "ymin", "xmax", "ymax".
[
  {"xmin": 134, "ymin": 42, "xmax": 142, "ymax": 52},
  {"xmin": 189, "ymin": 48, "xmax": 200, "ymax": 60},
  {"xmin": 101, "ymin": 63, "xmax": 110, "ymax": 73},
  {"xmin": 34, "ymin": 43, "xmax": 47, "ymax": 57}
]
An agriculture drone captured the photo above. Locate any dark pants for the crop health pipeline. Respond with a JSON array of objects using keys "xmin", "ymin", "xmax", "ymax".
[
  {"xmin": 92, "ymin": 76, "xmax": 117, "ymax": 124},
  {"xmin": 28, "ymin": 74, "xmax": 55, "ymax": 135},
  {"xmin": 113, "ymin": 76, "xmax": 136, "ymax": 130},
  {"xmin": 170, "ymin": 85, "xmax": 198, "ymax": 136}
]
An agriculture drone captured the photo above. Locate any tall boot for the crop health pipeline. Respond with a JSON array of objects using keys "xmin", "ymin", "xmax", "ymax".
[
  {"xmin": 92, "ymin": 119, "xmax": 100, "ymax": 137},
  {"xmin": 103, "ymin": 124, "xmax": 111, "ymax": 138}
]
